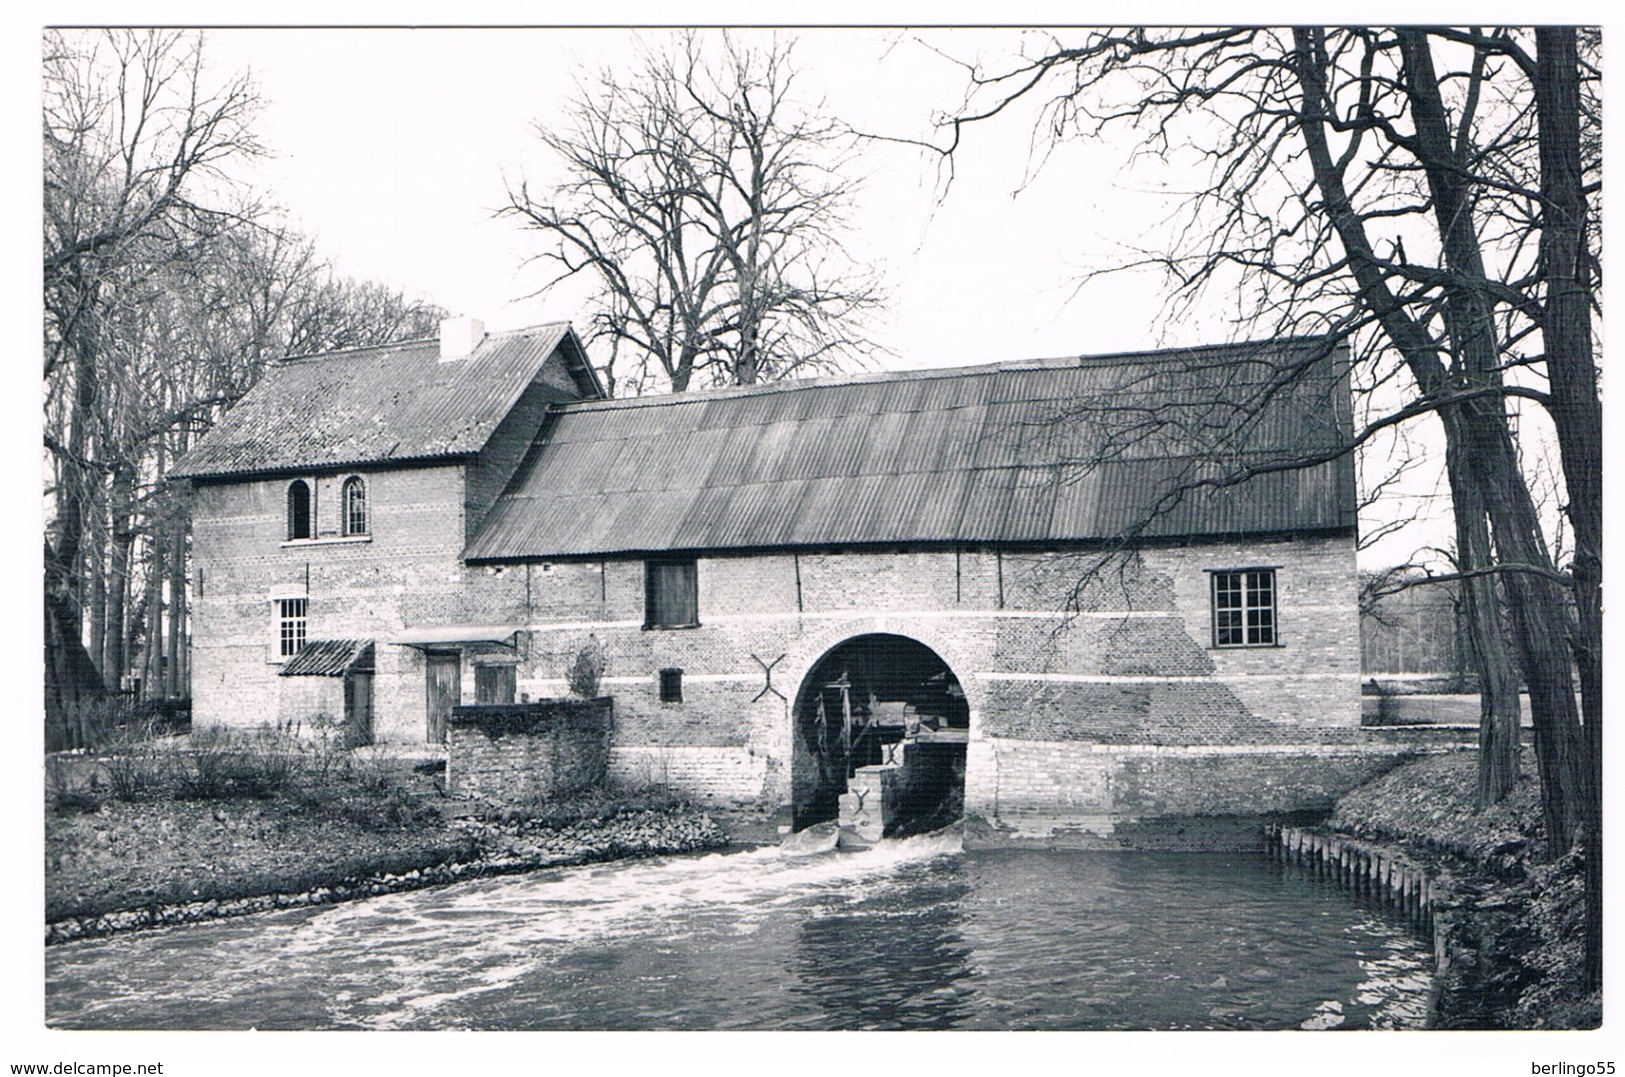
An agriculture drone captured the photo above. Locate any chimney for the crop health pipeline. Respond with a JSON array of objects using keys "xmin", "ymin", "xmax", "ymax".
[{"xmin": 439, "ymin": 316, "xmax": 485, "ymax": 362}]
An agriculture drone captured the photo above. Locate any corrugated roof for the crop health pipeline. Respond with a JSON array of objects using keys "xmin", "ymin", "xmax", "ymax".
[
  {"xmin": 172, "ymin": 323, "xmax": 596, "ymax": 479},
  {"xmin": 465, "ymin": 337, "xmax": 1355, "ymax": 560},
  {"xmin": 279, "ymin": 639, "xmax": 374, "ymax": 677}
]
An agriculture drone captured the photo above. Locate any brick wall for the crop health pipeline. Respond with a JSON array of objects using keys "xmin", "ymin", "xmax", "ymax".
[
  {"xmin": 188, "ymin": 348, "xmax": 587, "ymax": 748},
  {"xmin": 448, "ymin": 698, "xmax": 612, "ymax": 802},
  {"xmin": 977, "ymin": 739, "xmax": 1444, "ymax": 838},
  {"xmin": 500, "ymin": 536, "xmax": 1364, "ymax": 822},
  {"xmin": 191, "ymin": 468, "xmax": 545, "ymax": 749},
  {"xmin": 191, "ymin": 462, "xmax": 474, "ymax": 745},
  {"xmin": 274, "ymin": 675, "xmax": 344, "ymax": 731},
  {"xmin": 194, "ymin": 446, "xmax": 1372, "ymax": 832}
]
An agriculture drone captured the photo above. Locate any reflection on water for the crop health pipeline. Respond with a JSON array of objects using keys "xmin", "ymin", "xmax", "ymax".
[
  {"xmin": 792, "ymin": 862, "xmax": 975, "ymax": 1029},
  {"xmin": 46, "ymin": 834, "xmax": 1431, "ymax": 1031}
]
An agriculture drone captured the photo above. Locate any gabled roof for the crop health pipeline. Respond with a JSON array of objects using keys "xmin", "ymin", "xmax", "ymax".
[
  {"xmin": 172, "ymin": 323, "xmax": 600, "ymax": 480},
  {"xmin": 464, "ymin": 336, "xmax": 1355, "ymax": 561}
]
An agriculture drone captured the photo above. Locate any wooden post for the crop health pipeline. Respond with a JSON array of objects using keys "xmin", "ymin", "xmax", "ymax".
[{"xmin": 840, "ymin": 680, "xmax": 853, "ymax": 778}]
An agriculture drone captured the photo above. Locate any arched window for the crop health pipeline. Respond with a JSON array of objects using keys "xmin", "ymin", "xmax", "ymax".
[
  {"xmin": 287, "ymin": 480, "xmax": 312, "ymax": 540},
  {"xmin": 342, "ymin": 476, "xmax": 368, "ymax": 536}
]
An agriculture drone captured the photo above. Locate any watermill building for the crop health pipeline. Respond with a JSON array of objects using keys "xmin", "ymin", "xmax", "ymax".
[{"xmin": 175, "ymin": 318, "xmax": 1415, "ymax": 842}]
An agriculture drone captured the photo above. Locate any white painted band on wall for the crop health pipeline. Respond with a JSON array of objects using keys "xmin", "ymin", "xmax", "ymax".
[
  {"xmin": 988, "ymin": 738, "xmax": 1418, "ymax": 757},
  {"xmin": 518, "ymin": 610, "xmax": 1181, "ymax": 633},
  {"xmin": 523, "ymin": 673, "xmax": 757, "ymax": 691},
  {"xmin": 522, "ymin": 620, "xmax": 645, "ymax": 632},
  {"xmin": 509, "ymin": 607, "xmax": 1352, "ymax": 636},
  {"xmin": 977, "ymin": 671, "xmax": 1363, "ymax": 684}
]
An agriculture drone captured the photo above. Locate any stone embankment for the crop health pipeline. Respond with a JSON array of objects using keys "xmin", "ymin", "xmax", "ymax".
[{"xmin": 46, "ymin": 807, "xmax": 727, "ymax": 946}]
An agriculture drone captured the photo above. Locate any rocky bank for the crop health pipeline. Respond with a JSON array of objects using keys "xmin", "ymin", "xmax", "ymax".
[
  {"xmin": 46, "ymin": 793, "xmax": 727, "ymax": 945},
  {"xmin": 1325, "ymin": 752, "xmax": 1598, "ymax": 1029}
]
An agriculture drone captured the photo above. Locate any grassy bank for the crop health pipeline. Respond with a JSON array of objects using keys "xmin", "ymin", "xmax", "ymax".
[
  {"xmin": 45, "ymin": 729, "xmax": 726, "ymax": 942},
  {"xmin": 1327, "ymin": 752, "xmax": 1598, "ymax": 1029}
]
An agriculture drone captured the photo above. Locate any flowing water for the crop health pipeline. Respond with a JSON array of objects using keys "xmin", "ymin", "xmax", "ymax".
[{"xmin": 46, "ymin": 835, "xmax": 1433, "ymax": 1031}]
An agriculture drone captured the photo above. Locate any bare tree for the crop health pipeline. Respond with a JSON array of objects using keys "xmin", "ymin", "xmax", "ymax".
[
  {"xmin": 43, "ymin": 29, "xmax": 445, "ymax": 740},
  {"xmin": 503, "ymin": 32, "xmax": 883, "ymax": 394},
  {"xmin": 927, "ymin": 26, "xmax": 1600, "ymax": 990},
  {"xmin": 44, "ymin": 28, "xmax": 263, "ymax": 722}
]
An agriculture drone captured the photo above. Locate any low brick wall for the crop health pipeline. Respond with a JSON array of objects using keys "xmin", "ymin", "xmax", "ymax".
[
  {"xmin": 448, "ymin": 698, "xmax": 612, "ymax": 803},
  {"xmin": 970, "ymin": 727, "xmax": 1478, "ymax": 844}
]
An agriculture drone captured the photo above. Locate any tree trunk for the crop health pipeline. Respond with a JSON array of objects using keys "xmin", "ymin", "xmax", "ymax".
[
  {"xmin": 45, "ymin": 329, "xmax": 101, "ymax": 696},
  {"xmin": 167, "ymin": 520, "xmax": 188, "ymax": 698},
  {"xmin": 1448, "ymin": 451, "xmax": 1522, "ymax": 808},
  {"xmin": 1399, "ymin": 29, "xmax": 1587, "ymax": 850},
  {"xmin": 87, "ymin": 540, "xmax": 108, "ymax": 690},
  {"xmin": 1298, "ymin": 26, "xmax": 1587, "ymax": 848},
  {"xmin": 105, "ymin": 461, "xmax": 135, "ymax": 692},
  {"xmin": 146, "ymin": 528, "xmax": 165, "ymax": 701},
  {"xmin": 44, "ymin": 539, "xmax": 108, "ymax": 747},
  {"xmin": 1450, "ymin": 402, "xmax": 1585, "ymax": 849},
  {"xmin": 1534, "ymin": 25, "xmax": 1602, "ymax": 993}
]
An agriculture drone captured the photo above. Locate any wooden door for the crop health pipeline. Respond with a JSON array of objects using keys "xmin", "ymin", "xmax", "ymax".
[
  {"xmin": 344, "ymin": 672, "xmax": 374, "ymax": 747},
  {"xmin": 425, "ymin": 652, "xmax": 460, "ymax": 743}
]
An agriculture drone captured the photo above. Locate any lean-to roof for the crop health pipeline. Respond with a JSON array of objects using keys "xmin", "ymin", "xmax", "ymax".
[
  {"xmin": 172, "ymin": 323, "xmax": 597, "ymax": 480},
  {"xmin": 278, "ymin": 639, "xmax": 374, "ymax": 677},
  {"xmin": 465, "ymin": 336, "xmax": 1355, "ymax": 561}
]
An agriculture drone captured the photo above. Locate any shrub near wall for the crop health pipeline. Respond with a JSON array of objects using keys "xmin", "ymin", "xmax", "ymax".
[{"xmin": 449, "ymin": 699, "xmax": 612, "ymax": 803}]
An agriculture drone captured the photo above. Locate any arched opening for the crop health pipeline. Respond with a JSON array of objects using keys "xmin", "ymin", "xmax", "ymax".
[
  {"xmin": 287, "ymin": 479, "xmax": 312, "ymax": 540},
  {"xmin": 342, "ymin": 476, "xmax": 368, "ymax": 536},
  {"xmin": 791, "ymin": 633, "xmax": 969, "ymax": 839}
]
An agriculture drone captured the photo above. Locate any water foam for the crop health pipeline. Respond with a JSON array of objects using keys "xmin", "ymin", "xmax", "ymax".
[{"xmin": 314, "ymin": 829, "xmax": 964, "ymax": 1027}]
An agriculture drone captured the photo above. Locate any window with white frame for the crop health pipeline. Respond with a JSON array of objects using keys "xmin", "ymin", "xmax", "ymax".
[
  {"xmin": 342, "ymin": 476, "xmax": 368, "ymax": 536},
  {"xmin": 277, "ymin": 597, "xmax": 308, "ymax": 658},
  {"xmin": 1211, "ymin": 568, "xmax": 1277, "ymax": 647}
]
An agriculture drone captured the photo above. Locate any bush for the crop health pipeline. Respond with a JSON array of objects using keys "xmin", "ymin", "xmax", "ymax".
[
  {"xmin": 176, "ymin": 726, "xmax": 299, "ymax": 800},
  {"xmin": 332, "ymin": 784, "xmax": 445, "ymax": 831},
  {"xmin": 46, "ymin": 755, "xmax": 101, "ymax": 815},
  {"xmin": 99, "ymin": 727, "xmax": 172, "ymax": 801},
  {"xmin": 47, "ymin": 695, "xmax": 191, "ymax": 753},
  {"xmin": 565, "ymin": 636, "xmax": 607, "ymax": 698}
]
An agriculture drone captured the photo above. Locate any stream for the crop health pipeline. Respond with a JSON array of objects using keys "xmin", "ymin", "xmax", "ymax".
[{"xmin": 46, "ymin": 834, "xmax": 1433, "ymax": 1030}]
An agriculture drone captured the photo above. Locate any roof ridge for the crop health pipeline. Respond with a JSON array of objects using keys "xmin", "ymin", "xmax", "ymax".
[
  {"xmin": 174, "ymin": 322, "xmax": 582, "ymax": 480},
  {"xmin": 277, "ymin": 320, "xmax": 574, "ymax": 365},
  {"xmin": 559, "ymin": 334, "xmax": 1332, "ymax": 412}
]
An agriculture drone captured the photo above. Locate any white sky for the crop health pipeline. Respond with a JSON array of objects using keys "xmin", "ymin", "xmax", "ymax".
[
  {"xmin": 201, "ymin": 27, "xmax": 1193, "ymax": 368},
  {"xmin": 38, "ymin": 20, "xmax": 1588, "ymax": 576},
  {"xmin": 196, "ymin": 26, "xmax": 1460, "ymax": 567}
]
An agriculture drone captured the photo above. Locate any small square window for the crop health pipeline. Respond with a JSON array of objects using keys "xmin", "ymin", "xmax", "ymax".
[
  {"xmin": 1212, "ymin": 569, "xmax": 1277, "ymax": 647},
  {"xmin": 659, "ymin": 667, "xmax": 684, "ymax": 703},
  {"xmin": 475, "ymin": 664, "xmax": 516, "ymax": 705}
]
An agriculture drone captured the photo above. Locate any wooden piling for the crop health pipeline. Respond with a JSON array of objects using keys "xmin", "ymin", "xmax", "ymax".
[{"xmin": 1270, "ymin": 826, "xmax": 1435, "ymax": 936}]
